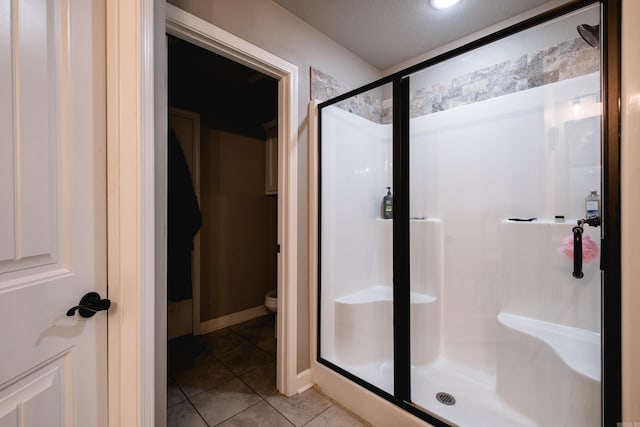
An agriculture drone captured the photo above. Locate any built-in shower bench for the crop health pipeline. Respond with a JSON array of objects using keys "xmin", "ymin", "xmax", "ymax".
[
  {"xmin": 498, "ymin": 311, "xmax": 600, "ymax": 381},
  {"xmin": 334, "ymin": 286, "xmax": 439, "ymax": 366}
]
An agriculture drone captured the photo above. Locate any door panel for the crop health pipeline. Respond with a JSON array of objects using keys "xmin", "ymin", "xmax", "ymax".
[
  {"xmin": 407, "ymin": 6, "xmax": 602, "ymax": 426},
  {"xmin": 319, "ymin": 83, "xmax": 395, "ymax": 395},
  {"xmin": 0, "ymin": 0, "xmax": 107, "ymax": 425},
  {"xmin": 0, "ymin": 353, "xmax": 71, "ymax": 427}
]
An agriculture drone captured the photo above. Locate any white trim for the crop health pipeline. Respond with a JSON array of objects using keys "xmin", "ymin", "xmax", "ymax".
[
  {"xmin": 107, "ymin": 0, "xmax": 157, "ymax": 425},
  {"xmin": 165, "ymin": 6, "xmax": 295, "ymax": 79},
  {"xmin": 165, "ymin": 4, "xmax": 299, "ymax": 397},
  {"xmin": 277, "ymin": 67, "xmax": 300, "ymax": 398},
  {"xmin": 313, "ymin": 362, "xmax": 434, "ymax": 427},
  {"xmin": 621, "ymin": 0, "xmax": 640, "ymax": 421},
  {"xmin": 141, "ymin": 0, "xmax": 156, "ymax": 421},
  {"xmin": 297, "ymin": 369, "xmax": 313, "ymax": 394},
  {"xmin": 307, "ymin": 100, "xmax": 319, "ymax": 368},
  {"xmin": 153, "ymin": 1, "xmax": 167, "ymax": 426},
  {"xmin": 200, "ymin": 306, "xmax": 270, "ymax": 334}
]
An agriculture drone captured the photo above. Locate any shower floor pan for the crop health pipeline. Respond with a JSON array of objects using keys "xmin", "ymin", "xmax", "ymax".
[
  {"xmin": 345, "ymin": 359, "xmax": 536, "ymax": 427},
  {"xmin": 343, "ymin": 318, "xmax": 600, "ymax": 427}
]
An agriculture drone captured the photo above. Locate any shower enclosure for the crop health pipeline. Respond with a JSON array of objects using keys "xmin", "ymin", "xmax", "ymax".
[{"xmin": 317, "ymin": 3, "xmax": 619, "ymax": 426}]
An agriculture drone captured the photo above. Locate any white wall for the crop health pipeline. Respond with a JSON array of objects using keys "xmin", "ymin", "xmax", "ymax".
[
  {"xmin": 319, "ymin": 106, "xmax": 392, "ymax": 365},
  {"xmin": 410, "ymin": 72, "xmax": 601, "ymax": 376},
  {"xmin": 166, "ymin": 0, "xmax": 381, "ymax": 373},
  {"xmin": 320, "ymin": 106, "xmax": 392, "ymax": 298}
]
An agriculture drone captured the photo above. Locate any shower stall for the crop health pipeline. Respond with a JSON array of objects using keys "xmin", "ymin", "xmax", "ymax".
[{"xmin": 316, "ymin": 2, "xmax": 619, "ymax": 426}]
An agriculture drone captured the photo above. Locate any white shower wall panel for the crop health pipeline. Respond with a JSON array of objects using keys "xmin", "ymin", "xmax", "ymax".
[
  {"xmin": 499, "ymin": 220, "xmax": 601, "ymax": 331},
  {"xmin": 321, "ymin": 72, "xmax": 600, "ymax": 382},
  {"xmin": 409, "ymin": 72, "xmax": 601, "ymax": 376},
  {"xmin": 320, "ymin": 105, "xmax": 392, "ymax": 361}
]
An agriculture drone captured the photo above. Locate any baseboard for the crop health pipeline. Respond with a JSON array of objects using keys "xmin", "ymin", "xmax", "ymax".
[
  {"xmin": 312, "ymin": 362, "xmax": 432, "ymax": 427},
  {"xmin": 297, "ymin": 369, "xmax": 313, "ymax": 393},
  {"xmin": 200, "ymin": 305, "xmax": 269, "ymax": 334}
]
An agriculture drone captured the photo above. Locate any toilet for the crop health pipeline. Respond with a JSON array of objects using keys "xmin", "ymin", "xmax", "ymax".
[{"xmin": 264, "ymin": 289, "xmax": 277, "ymax": 337}]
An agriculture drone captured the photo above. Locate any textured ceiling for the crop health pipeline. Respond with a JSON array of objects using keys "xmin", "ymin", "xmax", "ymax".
[{"xmin": 273, "ymin": 0, "xmax": 562, "ymax": 69}]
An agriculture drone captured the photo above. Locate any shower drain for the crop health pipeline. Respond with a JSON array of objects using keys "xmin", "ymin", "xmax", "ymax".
[{"xmin": 435, "ymin": 392, "xmax": 456, "ymax": 406}]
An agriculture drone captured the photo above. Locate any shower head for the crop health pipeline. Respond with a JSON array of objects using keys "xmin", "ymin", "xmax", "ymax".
[{"xmin": 577, "ymin": 24, "xmax": 600, "ymax": 48}]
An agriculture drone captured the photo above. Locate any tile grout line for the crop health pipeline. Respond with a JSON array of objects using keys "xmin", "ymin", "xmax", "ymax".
[
  {"xmin": 172, "ymin": 316, "xmax": 338, "ymax": 427},
  {"xmin": 178, "ymin": 373, "xmax": 264, "ymax": 427},
  {"xmin": 235, "ymin": 364, "xmax": 296, "ymax": 426},
  {"xmin": 212, "ymin": 399, "xmax": 266, "ymax": 427},
  {"xmin": 169, "ymin": 377, "xmax": 211, "ymax": 426},
  {"xmin": 168, "ymin": 332, "xmax": 246, "ymax": 427},
  {"xmin": 193, "ymin": 322, "xmax": 275, "ymax": 426},
  {"xmin": 300, "ymin": 403, "xmax": 335, "ymax": 426},
  {"xmin": 259, "ymin": 399, "xmax": 297, "ymax": 426}
]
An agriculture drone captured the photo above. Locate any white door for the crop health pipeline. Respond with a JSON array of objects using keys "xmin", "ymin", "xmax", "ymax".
[{"xmin": 0, "ymin": 0, "xmax": 107, "ymax": 426}]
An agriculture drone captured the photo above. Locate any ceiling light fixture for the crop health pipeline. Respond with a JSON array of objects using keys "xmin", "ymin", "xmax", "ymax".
[{"xmin": 430, "ymin": 0, "xmax": 461, "ymax": 9}]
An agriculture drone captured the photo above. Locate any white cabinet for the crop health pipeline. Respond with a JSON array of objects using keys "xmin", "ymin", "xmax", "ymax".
[{"xmin": 264, "ymin": 121, "xmax": 278, "ymax": 195}]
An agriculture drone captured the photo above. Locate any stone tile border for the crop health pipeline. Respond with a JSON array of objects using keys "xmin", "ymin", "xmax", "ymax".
[{"xmin": 312, "ymin": 37, "xmax": 599, "ymax": 124}]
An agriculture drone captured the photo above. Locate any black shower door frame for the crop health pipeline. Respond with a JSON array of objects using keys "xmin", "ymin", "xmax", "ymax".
[{"xmin": 317, "ymin": 1, "xmax": 621, "ymax": 426}]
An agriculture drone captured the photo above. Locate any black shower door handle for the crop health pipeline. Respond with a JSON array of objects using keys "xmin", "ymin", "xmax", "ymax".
[{"xmin": 572, "ymin": 225, "xmax": 584, "ymax": 279}]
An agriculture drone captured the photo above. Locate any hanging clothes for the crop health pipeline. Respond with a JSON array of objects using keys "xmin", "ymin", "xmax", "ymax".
[{"xmin": 167, "ymin": 129, "xmax": 202, "ymax": 301}]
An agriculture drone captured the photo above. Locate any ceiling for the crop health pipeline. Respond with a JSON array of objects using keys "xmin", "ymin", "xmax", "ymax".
[
  {"xmin": 273, "ymin": 0, "xmax": 561, "ymax": 69},
  {"xmin": 166, "ymin": 1, "xmax": 573, "ymax": 139}
]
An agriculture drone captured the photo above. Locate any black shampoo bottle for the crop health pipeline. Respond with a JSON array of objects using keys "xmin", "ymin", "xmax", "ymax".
[{"xmin": 382, "ymin": 187, "xmax": 393, "ymax": 219}]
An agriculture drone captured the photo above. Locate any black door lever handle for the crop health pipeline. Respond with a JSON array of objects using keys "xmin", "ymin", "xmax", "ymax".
[{"xmin": 67, "ymin": 292, "xmax": 111, "ymax": 318}]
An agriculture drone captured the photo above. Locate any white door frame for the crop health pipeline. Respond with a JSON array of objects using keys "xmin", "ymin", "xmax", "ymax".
[
  {"xmin": 164, "ymin": 3, "xmax": 299, "ymax": 396},
  {"xmin": 106, "ymin": 0, "xmax": 158, "ymax": 425},
  {"xmin": 107, "ymin": 1, "xmax": 298, "ymax": 426}
]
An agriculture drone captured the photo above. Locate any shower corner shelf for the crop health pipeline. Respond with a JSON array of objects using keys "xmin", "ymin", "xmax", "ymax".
[
  {"xmin": 501, "ymin": 218, "xmax": 579, "ymax": 225},
  {"xmin": 374, "ymin": 217, "xmax": 441, "ymax": 222}
]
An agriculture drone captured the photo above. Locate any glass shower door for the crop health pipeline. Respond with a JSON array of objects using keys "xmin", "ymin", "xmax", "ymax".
[
  {"xmin": 319, "ymin": 83, "xmax": 395, "ymax": 394},
  {"xmin": 408, "ymin": 5, "xmax": 602, "ymax": 426}
]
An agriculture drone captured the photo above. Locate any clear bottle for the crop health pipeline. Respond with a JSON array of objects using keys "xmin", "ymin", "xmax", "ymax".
[
  {"xmin": 585, "ymin": 190, "xmax": 600, "ymax": 219},
  {"xmin": 382, "ymin": 187, "xmax": 393, "ymax": 219}
]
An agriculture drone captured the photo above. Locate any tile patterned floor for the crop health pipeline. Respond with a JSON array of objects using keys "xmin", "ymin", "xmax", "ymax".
[{"xmin": 167, "ymin": 315, "xmax": 372, "ymax": 427}]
